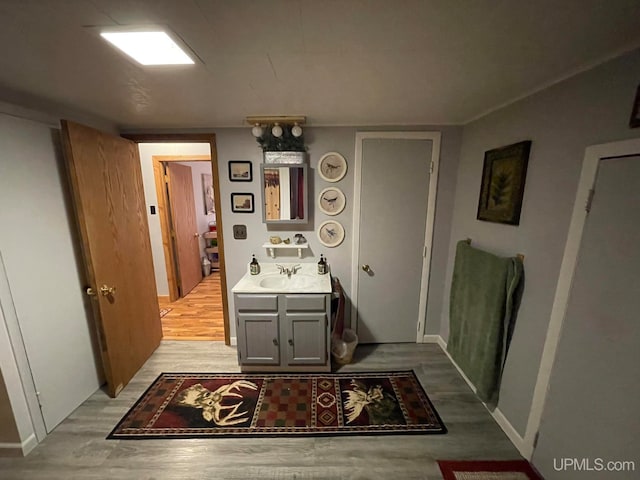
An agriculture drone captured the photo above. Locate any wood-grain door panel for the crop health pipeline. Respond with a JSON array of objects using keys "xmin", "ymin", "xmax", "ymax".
[
  {"xmin": 61, "ymin": 120, "xmax": 162, "ymax": 397},
  {"xmin": 166, "ymin": 163, "xmax": 202, "ymax": 296}
]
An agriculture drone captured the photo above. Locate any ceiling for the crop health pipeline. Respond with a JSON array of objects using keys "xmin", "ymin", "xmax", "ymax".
[{"xmin": 1, "ymin": 0, "xmax": 639, "ymax": 129}]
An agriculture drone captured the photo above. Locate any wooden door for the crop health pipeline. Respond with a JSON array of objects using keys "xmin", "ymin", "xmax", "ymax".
[
  {"xmin": 61, "ymin": 120, "xmax": 162, "ymax": 398},
  {"xmin": 356, "ymin": 137, "xmax": 433, "ymax": 343},
  {"xmin": 166, "ymin": 163, "xmax": 202, "ymax": 296}
]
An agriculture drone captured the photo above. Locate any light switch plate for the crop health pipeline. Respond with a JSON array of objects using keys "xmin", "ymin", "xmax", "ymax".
[{"xmin": 233, "ymin": 224, "xmax": 247, "ymax": 239}]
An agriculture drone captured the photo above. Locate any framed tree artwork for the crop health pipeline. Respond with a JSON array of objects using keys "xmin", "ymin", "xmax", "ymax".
[{"xmin": 477, "ymin": 140, "xmax": 531, "ymax": 225}]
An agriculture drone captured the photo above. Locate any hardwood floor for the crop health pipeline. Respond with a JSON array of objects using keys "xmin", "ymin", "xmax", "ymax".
[
  {"xmin": 0, "ymin": 342, "xmax": 523, "ymax": 479},
  {"xmin": 158, "ymin": 272, "xmax": 225, "ymax": 341}
]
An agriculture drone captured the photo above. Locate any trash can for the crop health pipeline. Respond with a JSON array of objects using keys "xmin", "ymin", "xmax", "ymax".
[
  {"xmin": 202, "ymin": 257, "xmax": 212, "ymax": 276},
  {"xmin": 331, "ymin": 328, "xmax": 358, "ymax": 365}
]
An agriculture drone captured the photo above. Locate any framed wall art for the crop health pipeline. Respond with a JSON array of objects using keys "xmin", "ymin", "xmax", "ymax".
[
  {"xmin": 231, "ymin": 193, "xmax": 254, "ymax": 213},
  {"xmin": 477, "ymin": 140, "xmax": 531, "ymax": 225},
  {"xmin": 229, "ymin": 161, "xmax": 253, "ymax": 182},
  {"xmin": 317, "ymin": 220, "xmax": 345, "ymax": 247},
  {"xmin": 317, "ymin": 187, "xmax": 346, "ymax": 216},
  {"xmin": 201, "ymin": 173, "xmax": 215, "ymax": 214},
  {"xmin": 318, "ymin": 152, "xmax": 347, "ymax": 182}
]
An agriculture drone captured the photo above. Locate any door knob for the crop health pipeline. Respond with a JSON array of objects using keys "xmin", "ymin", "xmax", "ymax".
[
  {"xmin": 362, "ymin": 264, "xmax": 371, "ymax": 273},
  {"xmin": 86, "ymin": 287, "xmax": 97, "ymax": 297},
  {"xmin": 99, "ymin": 285, "xmax": 116, "ymax": 296},
  {"xmin": 194, "ymin": 233, "xmax": 201, "ymax": 238},
  {"xmin": 272, "ymin": 338, "xmax": 279, "ymax": 346},
  {"xmin": 288, "ymin": 339, "xmax": 294, "ymax": 346}
]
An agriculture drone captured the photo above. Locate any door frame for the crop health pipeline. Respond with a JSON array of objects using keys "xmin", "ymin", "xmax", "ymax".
[
  {"xmin": 351, "ymin": 131, "xmax": 441, "ymax": 343},
  {"xmin": 123, "ymin": 134, "xmax": 231, "ymax": 346},
  {"xmin": 152, "ymin": 155, "xmax": 209, "ymax": 302},
  {"xmin": 523, "ymin": 137, "xmax": 640, "ymax": 459}
]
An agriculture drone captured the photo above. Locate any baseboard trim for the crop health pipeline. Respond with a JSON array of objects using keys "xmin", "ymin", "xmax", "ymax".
[
  {"xmin": 422, "ymin": 335, "xmax": 440, "ymax": 343},
  {"xmin": 230, "ymin": 336, "xmax": 237, "ymax": 346},
  {"xmin": 423, "ymin": 334, "xmax": 527, "ymax": 457},
  {"xmin": 157, "ymin": 295, "xmax": 170, "ymax": 302},
  {"xmin": 0, "ymin": 434, "xmax": 37, "ymax": 457}
]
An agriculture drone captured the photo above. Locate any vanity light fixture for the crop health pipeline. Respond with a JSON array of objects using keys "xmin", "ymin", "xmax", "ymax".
[
  {"xmin": 246, "ymin": 116, "xmax": 307, "ymax": 152},
  {"xmin": 100, "ymin": 29, "xmax": 195, "ymax": 66}
]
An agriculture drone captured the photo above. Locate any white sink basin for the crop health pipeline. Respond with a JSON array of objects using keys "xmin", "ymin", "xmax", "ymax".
[
  {"xmin": 259, "ymin": 274, "xmax": 316, "ymax": 289},
  {"xmin": 232, "ymin": 263, "xmax": 332, "ymax": 294}
]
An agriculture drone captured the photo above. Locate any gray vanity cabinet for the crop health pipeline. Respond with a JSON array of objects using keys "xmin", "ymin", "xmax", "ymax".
[{"xmin": 235, "ymin": 293, "xmax": 331, "ymax": 372}]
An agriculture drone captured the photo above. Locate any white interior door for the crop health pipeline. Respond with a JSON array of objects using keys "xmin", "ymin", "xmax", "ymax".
[
  {"xmin": 532, "ymin": 153, "xmax": 640, "ymax": 476},
  {"xmin": 0, "ymin": 115, "xmax": 101, "ymax": 434},
  {"xmin": 353, "ymin": 133, "xmax": 439, "ymax": 343}
]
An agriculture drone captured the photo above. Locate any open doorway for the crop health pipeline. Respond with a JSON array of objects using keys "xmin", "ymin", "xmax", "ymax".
[
  {"xmin": 123, "ymin": 134, "xmax": 230, "ymax": 345},
  {"xmin": 153, "ymin": 156, "xmax": 224, "ymax": 341}
]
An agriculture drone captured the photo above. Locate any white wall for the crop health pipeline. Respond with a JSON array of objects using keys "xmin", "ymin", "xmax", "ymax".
[
  {"xmin": 212, "ymin": 126, "xmax": 461, "ymax": 340},
  {"xmin": 137, "ymin": 143, "xmax": 211, "ymax": 297},
  {"xmin": 442, "ymin": 48, "xmax": 640, "ymax": 441}
]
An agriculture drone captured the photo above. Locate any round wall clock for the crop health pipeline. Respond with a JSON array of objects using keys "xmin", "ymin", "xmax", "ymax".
[
  {"xmin": 318, "ymin": 187, "xmax": 346, "ymax": 216},
  {"xmin": 317, "ymin": 152, "xmax": 347, "ymax": 182},
  {"xmin": 317, "ymin": 220, "xmax": 345, "ymax": 248}
]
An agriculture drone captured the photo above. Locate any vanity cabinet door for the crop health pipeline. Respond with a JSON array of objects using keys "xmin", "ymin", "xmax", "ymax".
[
  {"xmin": 237, "ymin": 313, "xmax": 280, "ymax": 365},
  {"xmin": 284, "ymin": 313, "xmax": 328, "ymax": 366}
]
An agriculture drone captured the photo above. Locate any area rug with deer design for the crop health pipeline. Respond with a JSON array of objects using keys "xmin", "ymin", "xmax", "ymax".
[{"xmin": 108, "ymin": 371, "xmax": 446, "ymax": 439}]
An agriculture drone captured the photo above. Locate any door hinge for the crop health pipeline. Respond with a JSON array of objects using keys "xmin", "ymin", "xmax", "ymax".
[
  {"xmin": 170, "ymin": 230, "xmax": 176, "ymax": 238},
  {"xmin": 417, "ymin": 322, "xmax": 422, "ymax": 332},
  {"xmin": 423, "ymin": 246, "xmax": 428, "ymax": 258},
  {"xmin": 164, "ymin": 174, "xmax": 169, "ymax": 184},
  {"xmin": 585, "ymin": 188, "xmax": 595, "ymax": 213},
  {"xmin": 36, "ymin": 391, "xmax": 43, "ymax": 409},
  {"xmin": 533, "ymin": 431, "xmax": 540, "ymax": 448},
  {"xmin": 429, "ymin": 160, "xmax": 434, "ymax": 174}
]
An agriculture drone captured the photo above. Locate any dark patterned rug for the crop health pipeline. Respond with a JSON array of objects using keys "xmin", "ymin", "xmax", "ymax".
[{"xmin": 108, "ymin": 371, "xmax": 446, "ymax": 439}]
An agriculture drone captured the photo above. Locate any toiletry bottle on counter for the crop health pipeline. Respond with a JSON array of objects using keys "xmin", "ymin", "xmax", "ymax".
[
  {"xmin": 250, "ymin": 255, "xmax": 260, "ymax": 275},
  {"xmin": 318, "ymin": 255, "xmax": 327, "ymax": 275}
]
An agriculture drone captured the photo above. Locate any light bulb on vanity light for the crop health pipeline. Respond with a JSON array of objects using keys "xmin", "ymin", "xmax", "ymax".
[
  {"xmin": 271, "ymin": 123, "xmax": 283, "ymax": 138},
  {"xmin": 251, "ymin": 123, "xmax": 263, "ymax": 137},
  {"xmin": 291, "ymin": 122, "xmax": 303, "ymax": 137}
]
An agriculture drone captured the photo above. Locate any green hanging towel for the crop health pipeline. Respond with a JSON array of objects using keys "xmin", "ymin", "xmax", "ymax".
[{"xmin": 447, "ymin": 240, "xmax": 523, "ymax": 405}]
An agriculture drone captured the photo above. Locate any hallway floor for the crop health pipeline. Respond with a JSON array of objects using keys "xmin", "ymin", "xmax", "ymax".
[
  {"xmin": 0, "ymin": 342, "xmax": 522, "ymax": 479},
  {"xmin": 158, "ymin": 272, "xmax": 225, "ymax": 341}
]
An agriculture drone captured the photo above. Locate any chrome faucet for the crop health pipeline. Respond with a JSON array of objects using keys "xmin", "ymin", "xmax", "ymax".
[{"xmin": 276, "ymin": 264, "xmax": 300, "ymax": 278}]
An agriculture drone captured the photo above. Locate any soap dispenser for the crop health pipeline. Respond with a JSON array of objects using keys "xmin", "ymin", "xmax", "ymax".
[
  {"xmin": 250, "ymin": 255, "xmax": 260, "ymax": 275},
  {"xmin": 317, "ymin": 254, "xmax": 327, "ymax": 275}
]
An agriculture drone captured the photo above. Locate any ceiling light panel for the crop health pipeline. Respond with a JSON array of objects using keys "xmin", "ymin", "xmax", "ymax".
[{"xmin": 100, "ymin": 31, "xmax": 194, "ymax": 66}]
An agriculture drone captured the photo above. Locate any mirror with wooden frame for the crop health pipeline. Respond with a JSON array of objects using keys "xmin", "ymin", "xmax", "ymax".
[{"xmin": 261, "ymin": 164, "xmax": 309, "ymax": 224}]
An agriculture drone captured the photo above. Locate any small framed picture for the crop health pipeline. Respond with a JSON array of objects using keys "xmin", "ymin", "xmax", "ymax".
[
  {"xmin": 231, "ymin": 193, "xmax": 254, "ymax": 213},
  {"xmin": 318, "ymin": 152, "xmax": 347, "ymax": 182},
  {"xmin": 630, "ymin": 84, "xmax": 640, "ymax": 128},
  {"xmin": 229, "ymin": 161, "xmax": 253, "ymax": 182},
  {"xmin": 317, "ymin": 220, "xmax": 345, "ymax": 248},
  {"xmin": 318, "ymin": 187, "xmax": 346, "ymax": 216}
]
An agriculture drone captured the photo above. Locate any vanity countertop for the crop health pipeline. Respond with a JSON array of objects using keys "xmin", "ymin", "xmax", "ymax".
[{"xmin": 232, "ymin": 262, "xmax": 332, "ymax": 294}]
